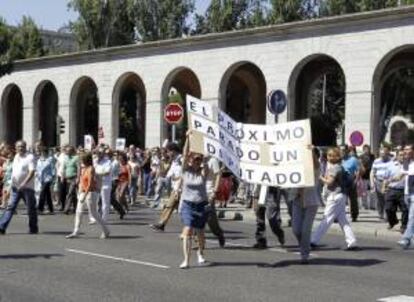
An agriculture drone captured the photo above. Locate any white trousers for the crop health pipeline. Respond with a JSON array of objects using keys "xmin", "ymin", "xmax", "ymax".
[
  {"xmin": 74, "ymin": 192, "xmax": 109, "ymax": 235},
  {"xmin": 311, "ymin": 193, "xmax": 357, "ymax": 247},
  {"xmin": 88, "ymin": 185, "xmax": 111, "ymax": 223},
  {"xmin": 100, "ymin": 185, "xmax": 112, "ymax": 222}
]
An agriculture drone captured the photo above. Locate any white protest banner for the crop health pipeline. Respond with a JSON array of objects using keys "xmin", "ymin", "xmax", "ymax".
[
  {"xmin": 187, "ymin": 95, "xmax": 215, "ymax": 120},
  {"xmin": 186, "ymin": 96, "xmax": 314, "ymax": 188},
  {"xmin": 116, "ymin": 138, "xmax": 126, "ymax": 151},
  {"xmin": 84, "ymin": 135, "xmax": 94, "ymax": 151}
]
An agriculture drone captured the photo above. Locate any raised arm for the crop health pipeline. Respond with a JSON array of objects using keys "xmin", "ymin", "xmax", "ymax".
[{"xmin": 181, "ymin": 134, "xmax": 191, "ymax": 172}]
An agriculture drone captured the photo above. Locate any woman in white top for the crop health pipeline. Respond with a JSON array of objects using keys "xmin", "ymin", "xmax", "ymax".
[
  {"xmin": 177, "ymin": 134, "xmax": 210, "ymax": 269},
  {"xmin": 311, "ymin": 147, "xmax": 358, "ymax": 250}
]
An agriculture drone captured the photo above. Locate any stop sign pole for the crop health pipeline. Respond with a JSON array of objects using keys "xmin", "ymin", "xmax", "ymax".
[{"xmin": 164, "ymin": 103, "xmax": 184, "ymax": 143}]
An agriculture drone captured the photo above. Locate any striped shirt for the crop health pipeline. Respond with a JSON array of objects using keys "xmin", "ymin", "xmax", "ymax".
[{"xmin": 385, "ymin": 161, "xmax": 405, "ymax": 190}]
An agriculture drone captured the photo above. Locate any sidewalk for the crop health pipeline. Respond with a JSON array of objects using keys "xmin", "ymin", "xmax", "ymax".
[{"xmin": 214, "ymin": 202, "xmax": 404, "ymax": 241}]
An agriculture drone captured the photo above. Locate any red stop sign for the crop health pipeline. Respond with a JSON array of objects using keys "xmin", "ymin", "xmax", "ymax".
[{"xmin": 164, "ymin": 103, "xmax": 184, "ymax": 124}]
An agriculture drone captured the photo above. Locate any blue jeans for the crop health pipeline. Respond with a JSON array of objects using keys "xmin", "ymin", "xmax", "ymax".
[
  {"xmin": 402, "ymin": 195, "xmax": 414, "ymax": 242},
  {"xmin": 153, "ymin": 177, "xmax": 169, "ymax": 206},
  {"xmin": 143, "ymin": 172, "xmax": 153, "ymax": 197},
  {"xmin": 292, "ymin": 203, "xmax": 318, "ymax": 259},
  {"xmin": 0, "ymin": 187, "xmax": 38, "ymax": 233},
  {"xmin": 129, "ymin": 176, "xmax": 138, "ymax": 203}
]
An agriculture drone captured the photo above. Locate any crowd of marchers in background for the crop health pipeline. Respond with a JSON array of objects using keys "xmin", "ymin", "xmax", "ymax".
[{"xmin": 0, "ymin": 139, "xmax": 413, "ymax": 268}]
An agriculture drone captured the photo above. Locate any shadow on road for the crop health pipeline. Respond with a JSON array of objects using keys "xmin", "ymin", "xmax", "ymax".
[
  {"xmin": 107, "ymin": 235, "xmax": 141, "ymax": 239},
  {"xmin": 41, "ymin": 231, "xmax": 73, "ymax": 235},
  {"xmin": 269, "ymin": 258, "xmax": 386, "ymax": 268},
  {"xmin": 200, "ymin": 258, "xmax": 385, "ymax": 269},
  {"xmin": 107, "ymin": 222, "xmax": 149, "ymax": 226},
  {"xmin": 0, "ymin": 253, "xmax": 64, "ymax": 260}
]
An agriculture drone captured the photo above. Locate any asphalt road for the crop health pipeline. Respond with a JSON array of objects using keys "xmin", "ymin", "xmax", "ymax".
[{"xmin": 0, "ymin": 204, "xmax": 413, "ymax": 302}]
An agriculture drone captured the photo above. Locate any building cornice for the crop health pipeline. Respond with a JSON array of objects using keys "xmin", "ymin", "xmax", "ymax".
[{"xmin": 12, "ymin": 6, "xmax": 414, "ymax": 71}]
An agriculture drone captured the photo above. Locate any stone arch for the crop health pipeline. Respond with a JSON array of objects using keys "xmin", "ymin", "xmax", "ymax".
[
  {"xmin": 161, "ymin": 67, "xmax": 201, "ymax": 144},
  {"xmin": 69, "ymin": 76, "xmax": 99, "ymax": 146},
  {"xmin": 112, "ymin": 72, "xmax": 146, "ymax": 148},
  {"xmin": 288, "ymin": 54, "xmax": 346, "ymax": 146},
  {"xmin": 372, "ymin": 44, "xmax": 414, "ymax": 150},
  {"xmin": 1, "ymin": 84, "xmax": 23, "ymax": 145},
  {"xmin": 219, "ymin": 61, "xmax": 266, "ymax": 124},
  {"xmin": 33, "ymin": 80, "xmax": 59, "ymax": 147}
]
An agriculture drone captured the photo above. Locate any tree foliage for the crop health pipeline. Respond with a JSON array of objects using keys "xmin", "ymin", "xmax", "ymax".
[
  {"xmin": 193, "ymin": 0, "xmax": 270, "ymax": 35},
  {"xmin": 68, "ymin": 0, "xmax": 135, "ymax": 49},
  {"xmin": 269, "ymin": 0, "xmax": 306, "ymax": 23},
  {"xmin": 0, "ymin": 17, "xmax": 12, "ymax": 77},
  {"xmin": 127, "ymin": 0, "xmax": 194, "ymax": 42},
  {"xmin": 69, "ymin": 0, "xmax": 194, "ymax": 47},
  {"xmin": 8, "ymin": 16, "xmax": 45, "ymax": 60},
  {"xmin": 0, "ymin": 16, "xmax": 45, "ymax": 78}
]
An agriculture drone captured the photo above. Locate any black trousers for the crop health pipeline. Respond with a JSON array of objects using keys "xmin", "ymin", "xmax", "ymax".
[
  {"xmin": 110, "ymin": 180, "xmax": 125, "ymax": 216},
  {"xmin": 63, "ymin": 178, "xmax": 77, "ymax": 213},
  {"xmin": 38, "ymin": 182, "xmax": 53, "ymax": 213},
  {"xmin": 346, "ymin": 181, "xmax": 359, "ymax": 220},
  {"xmin": 375, "ymin": 182, "xmax": 386, "ymax": 219},
  {"xmin": 206, "ymin": 202, "xmax": 224, "ymax": 239},
  {"xmin": 385, "ymin": 188, "xmax": 408, "ymax": 229},
  {"xmin": 255, "ymin": 187, "xmax": 284, "ymax": 245},
  {"xmin": 58, "ymin": 177, "xmax": 67, "ymax": 210}
]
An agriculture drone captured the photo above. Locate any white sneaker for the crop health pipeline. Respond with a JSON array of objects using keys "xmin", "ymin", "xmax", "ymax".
[
  {"xmin": 100, "ymin": 231, "xmax": 110, "ymax": 239},
  {"xmin": 89, "ymin": 220, "xmax": 97, "ymax": 225},
  {"xmin": 197, "ymin": 252, "xmax": 206, "ymax": 264},
  {"xmin": 65, "ymin": 232, "xmax": 79, "ymax": 239},
  {"xmin": 346, "ymin": 241, "xmax": 358, "ymax": 250},
  {"xmin": 179, "ymin": 261, "xmax": 189, "ymax": 269}
]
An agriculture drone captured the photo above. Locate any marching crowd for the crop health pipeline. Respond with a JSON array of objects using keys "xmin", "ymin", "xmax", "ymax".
[{"xmin": 0, "ymin": 137, "xmax": 413, "ymax": 268}]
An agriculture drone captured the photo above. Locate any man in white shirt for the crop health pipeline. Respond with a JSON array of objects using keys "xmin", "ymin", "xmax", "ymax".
[
  {"xmin": 150, "ymin": 143, "xmax": 182, "ymax": 231},
  {"xmin": 0, "ymin": 140, "xmax": 38, "ymax": 234},
  {"xmin": 398, "ymin": 145, "xmax": 414, "ymax": 248},
  {"xmin": 383, "ymin": 150, "xmax": 408, "ymax": 231},
  {"xmin": 94, "ymin": 147, "xmax": 113, "ymax": 222},
  {"xmin": 56, "ymin": 145, "xmax": 68, "ymax": 211},
  {"xmin": 370, "ymin": 146, "xmax": 393, "ymax": 220}
]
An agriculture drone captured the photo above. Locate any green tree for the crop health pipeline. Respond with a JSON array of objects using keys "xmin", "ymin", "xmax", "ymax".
[
  {"xmin": 8, "ymin": 16, "xmax": 44, "ymax": 60},
  {"xmin": 318, "ymin": 0, "xmax": 414, "ymax": 16},
  {"xmin": 324, "ymin": 0, "xmax": 360, "ymax": 15},
  {"xmin": 247, "ymin": 0, "xmax": 269, "ymax": 27},
  {"xmin": 68, "ymin": 0, "xmax": 135, "ymax": 49},
  {"xmin": 127, "ymin": 0, "xmax": 194, "ymax": 42},
  {"xmin": 0, "ymin": 17, "xmax": 12, "ymax": 77},
  {"xmin": 193, "ymin": 0, "xmax": 254, "ymax": 34},
  {"xmin": 269, "ymin": 0, "xmax": 304, "ymax": 23}
]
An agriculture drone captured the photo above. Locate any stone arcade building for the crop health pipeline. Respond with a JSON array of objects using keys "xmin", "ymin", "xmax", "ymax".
[{"xmin": 1, "ymin": 7, "xmax": 414, "ymax": 150}]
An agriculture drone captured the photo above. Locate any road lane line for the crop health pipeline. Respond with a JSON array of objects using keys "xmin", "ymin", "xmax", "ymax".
[{"xmin": 65, "ymin": 249, "xmax": 170, "ymax": 269}]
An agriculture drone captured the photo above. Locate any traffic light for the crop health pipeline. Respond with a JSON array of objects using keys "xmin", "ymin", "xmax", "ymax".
[
  {"xmin": 60, "ymin": 118, "xmax": 65, "ymax": 134},
  {"xmin": 56, "ymin": 115, "xmax": 65, "ymax": 134}
]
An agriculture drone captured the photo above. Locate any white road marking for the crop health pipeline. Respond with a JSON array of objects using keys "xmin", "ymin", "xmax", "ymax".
[
  {"xmin": 65, "ymin": 248, "xmax": 170, "ymax": 269},
  {"xmin": 377, "ymin": 296, "xmax": 414, "ymax": 302}
]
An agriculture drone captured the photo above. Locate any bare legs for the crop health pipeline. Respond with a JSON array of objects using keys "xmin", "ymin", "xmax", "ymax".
[{"xmin": 180, "ymin": 227, "xmax": 206, "ymax": 268}]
